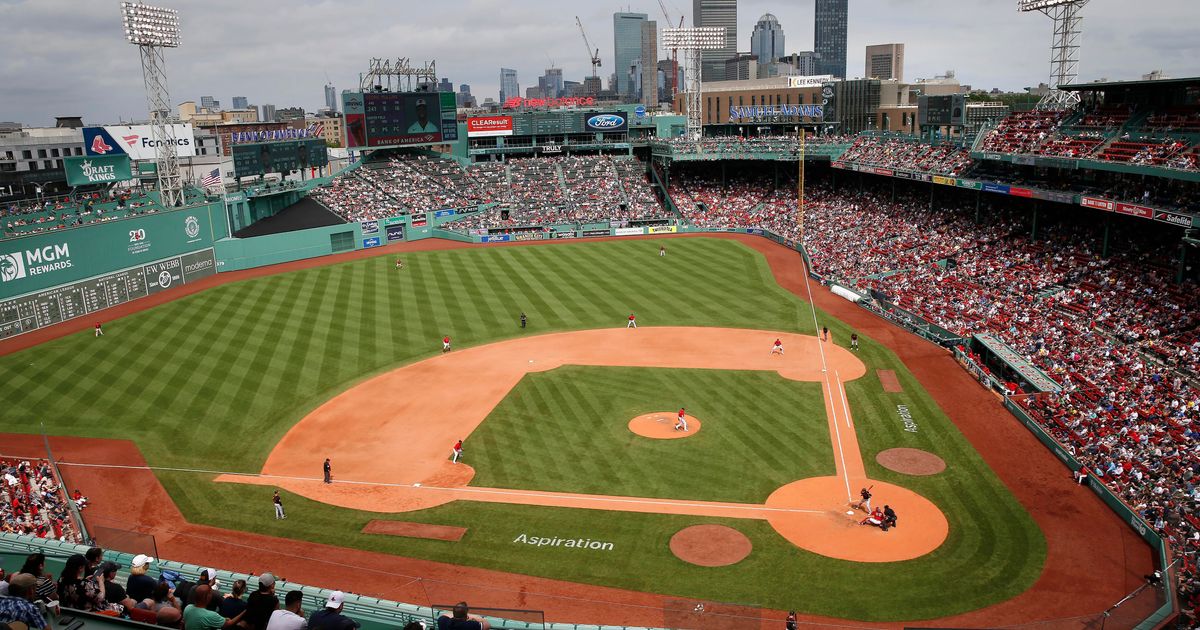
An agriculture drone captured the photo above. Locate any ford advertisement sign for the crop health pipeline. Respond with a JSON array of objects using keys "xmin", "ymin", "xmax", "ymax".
[{"xmin": 585, "ymin": 112, "xmax": 627, "ymax": 133}]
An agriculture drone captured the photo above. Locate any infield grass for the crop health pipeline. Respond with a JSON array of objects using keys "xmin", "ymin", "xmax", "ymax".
[{"xmin": 0, "ymin": 237, "xmax": 1045, "ymax": 620}]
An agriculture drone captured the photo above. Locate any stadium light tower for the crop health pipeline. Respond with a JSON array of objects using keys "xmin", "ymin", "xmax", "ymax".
[
  {"xmin": 661, "ymin": 27, "xmax": 725, "ymax": 140},
  {"xmin": 1018, "ymin": 0, "xmax": 1090, "ymax": 110},
  {"xmin": 121, "ymin": 2, "xmax": 183, "ymax": 207}
]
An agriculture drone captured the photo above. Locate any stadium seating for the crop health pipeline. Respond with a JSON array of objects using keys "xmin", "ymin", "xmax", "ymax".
[
  {"xmin": 442, "ymin": 156, "xmax": 667, "ymax": 231},
  {"xmin": 0, "ymin": 534, "xmax": 671, "ymax": 630},
  {"xmin": 0, "ymin": 459, "xmax": 84, "ymax": 542},
  {"xmin": 835, "ymin": 136, "xmax": 973, "ymax": 175},
  {"xmin": 2, "ymin": 190, "xmax": 169, "ymax": 239}
]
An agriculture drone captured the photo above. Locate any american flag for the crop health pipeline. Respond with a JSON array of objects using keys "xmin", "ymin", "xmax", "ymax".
[
  {"xmin": 200, "ymin": 168, "xmax": 221, "ymax": 188},
  {"xmin": 310, "ymin": 122, "xmax": 325, "ymax": 137}
]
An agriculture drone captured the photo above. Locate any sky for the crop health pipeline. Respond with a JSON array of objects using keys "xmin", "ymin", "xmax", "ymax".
[{"xmin": 0, "ymin": 0, "xmax": 1197, "ymax": 126}]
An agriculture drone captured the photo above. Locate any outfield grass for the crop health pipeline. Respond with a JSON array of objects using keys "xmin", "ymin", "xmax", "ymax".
[
  {"xmin": 0, "ymin": 238, "xmax": 1045, "ymax": 620},
  {"xmin": 468, "ymin": 366, "xmax": 833, "ymax": 503}
]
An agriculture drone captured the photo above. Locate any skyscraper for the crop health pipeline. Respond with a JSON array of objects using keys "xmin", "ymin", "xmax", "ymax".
[
  {"xmin": 865, "ymin": 43, "xmax": 904, "ymax": 81},
  {"xmin": 500, "ymin": 68, "xmax": 519, "ymax": 104},
  {"xmin": 200, "ymin": 95, "xmax": 217, "ymax": 110},
  {"xmin": 231, "ymin": 96, "xmax": 248, "ymax": 110},
  {"xmin": 538, "ymin": 68, "xmax": 564, "ymax": 99},
  {"xmin": 750, "ymin": 13, "xmax": 785, "ymax": 64},
  {"xmin": 437, "ymin": 77, "xmax": 453, "ymax": 93},
  {"xmin": 693, "ymin": 0, "xmax": 737, "ymax": 81},
  {"xmin": 260, "ymin": 104, "xmax": 276, "ymax": 122},
  {"xmin": 814, "ymin": 0, "xmax": 847, "ymax": 78},
  {"xmin": 613, "ymin": 12, "xmax": 648, "ymax": 99},
  {"xmin": 457, "ymin": 84, "xmax": 475, "ymax": 108},
  {"xmin": 640, "ymin": 20, "xmax": 658, "ymax": 106},
  {"xmin": 323, "ymin": 84, "xmax": 337, "ymax": 112},
  {"xmin": 784, "ymin": 51, "xmax": 821, "ymax": 76}
]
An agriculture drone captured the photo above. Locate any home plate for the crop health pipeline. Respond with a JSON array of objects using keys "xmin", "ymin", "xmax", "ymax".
[
  {"xmin": 413, "ymin": 483, "xmax": 422, "ymax": 487},
  {"xmin": 845, "ymin": 510, "xmax": 855, "ymax": 515}
]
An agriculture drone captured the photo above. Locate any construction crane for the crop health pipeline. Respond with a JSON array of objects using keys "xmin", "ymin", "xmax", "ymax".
[
  {"xmin": 575, "ymin": 16, "xmax": 601, "ymax": 79},
  {"xmin": 656, "ymin": 0, "xmax": 685, "ymax": 99}
]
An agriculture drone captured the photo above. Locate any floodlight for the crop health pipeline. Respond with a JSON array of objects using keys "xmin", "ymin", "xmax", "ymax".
[
  {"xmin": 120, "ymin": 2, "xmax": 181, "ymax": 47},
  {"xmin": 1018, "ymin": 0, "xmax": 1077, "ymax": 10},
  {"xmin": 661, "ymin": 27, "xmax": 726, "ymax": 51}
]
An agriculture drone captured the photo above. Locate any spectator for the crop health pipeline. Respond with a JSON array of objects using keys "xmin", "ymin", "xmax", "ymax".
[
  {"xmin": 182, "ymin": 585, "xmax": 244, "ymax": 630},
  {"xmin": 218, "ymin": 579, "xmax": 248, "ymax": 619},
  {"xmin": 126, "ymin": 554, "xmax": 158, "ymax": 603},
  {"xmin": 157, "ymin": 605, "xmax": 183, "ymax": 629},
  {"xmin": 307, "ymin": 591, "xmax": 359, "ymax": 630},
  {"xmin": 0, "ymin": 574, "xmax": 48, "ymax": 630},
  {"xmin": 437, "ymin": 602, "xmax": 490, "ymax": 630},
  {"xmin": 139, "ymin": 580, "xmax": 181, "ymax": 612},
  {"xmin": 56, "ymin": 553, "xmax": 106, "ymax": 612},
  {"xmin": 84, "ymin": 547, "xmax": 104, "ymax": 573},
  {"xmin": 243, "ymin": 573, "xmax": 279, "ymax": 630},
  {"xmin": 99, "ymin": 561, "xmax": 135, "ymax": 610},
  {"xmin": 17, "ymin": 554, "xmax": 56, "ymax": 604},
  {"xmin": 265, "ymin": 590, "xmax": 306, "ymax": 630}
]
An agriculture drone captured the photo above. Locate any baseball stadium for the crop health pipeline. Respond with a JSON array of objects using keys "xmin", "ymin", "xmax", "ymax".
[{"xmin": 2, "ymin": 2, "xmax": 1199, "ymax": 630}]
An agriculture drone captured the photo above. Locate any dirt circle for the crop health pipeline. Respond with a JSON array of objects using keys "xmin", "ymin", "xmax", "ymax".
[
  {"xmin": 669, "ymin": 525, "xmax": 752, "ymax": 567},
  {"xmin": 628, "ymin": 413, "xmax": 702, "ymax": 439},
  {"xmin": 876, "ymin": 448, "xmax": 947, "ymax": 476},
  {"xmin": 763, "ymin": 477, "xmax": 948, "ymax": 562}
]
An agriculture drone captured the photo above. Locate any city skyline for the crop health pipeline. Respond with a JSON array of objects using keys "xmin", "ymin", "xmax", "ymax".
[{"xmin": 1, "ymin": 0, "xmax": 1198, "ymax": 125}]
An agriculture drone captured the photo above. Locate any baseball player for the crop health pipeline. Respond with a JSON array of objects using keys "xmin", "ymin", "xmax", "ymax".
[
  {"xmin": 323, "ymin": 458, "xmax": 332, "ymax": 484},
  {"xmin": 850, "ymin": 333, "xmax": 859, "ymax": 350},
  {"xmin": 626, "ymin": 313, "xmax": 637, "ymax": 329},
  {"xmin": 94, "ymin": 322, "xmax": 104, "ymax": 337},
  {"xmin": 450, "ymin": 439, "xmax": 464, "ymax": 463},
  {"xmin": 822, "ymin": 326, "xmax": 830, "ymax": 341},
  {"xmin": 860, "ymin": 506, "xmax": 885, "ymax": 528},
  {"xmin": 520, "ymin": 312, "xmax": 527, "ymax": 329},
  {"xmin": 395, "ymin": 259, "xmax": 405, "ymax": 270},
  {"xmin": 442, "ymin": 335, "xmax": 451, "ymax": 352},
  {"xmin": 883, "ymin": 505, "xmax": 897, "ymax": 530},
  {"xmin": 771, "ymin": 338, "xmax": 784, "ymax": 355},
  {"xmin": 853, "ymin": 486, "xmax": 873, "ymax": 512},
  {"xmin": 273, "ymin": 490, "xmax": 286, "ymax": 519},
  {"xmin": 674, "ymin": 407, "xmax": 688, "ymax": 432},
  {"xmin": 659, "ymin": 245, "xmax": 666, "ymax": 257}
]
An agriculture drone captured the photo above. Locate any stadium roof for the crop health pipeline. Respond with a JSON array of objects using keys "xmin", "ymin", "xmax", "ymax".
[{"xmin": 1061, "ymin": 76, "xmax": 1200, "ymax": 91}]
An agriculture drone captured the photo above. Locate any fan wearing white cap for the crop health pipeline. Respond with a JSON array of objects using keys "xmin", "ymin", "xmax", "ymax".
[
  {"xmin": 406, "ymin": 98, "xmax": 439, "ymax": 134},
  {"xmin": 126, "ymin": 554, "xmax": 158, "ymax": 603},
  {"xmin": 307, "ymin": 590, "xmax": 360, "ymax": 630}
]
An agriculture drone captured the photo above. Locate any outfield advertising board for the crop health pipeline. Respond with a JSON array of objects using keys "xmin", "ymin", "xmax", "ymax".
[
  {"xmin": 84, "ymin": 124, "xmax": 197, "ymax": 159},
  {"xmin": 362, "ymin": 237, "xmax": 381, "ymax": 248},
  {"xmin": 647, "ymin": 226, "xmax": 678, "ymax": 234},
  {"xmin": 0, "ymin": 248, "xmax": 215, "ymax": 340},
  {"xmin": 467, "ymin": 116, "xmax": 514, "ymax": 137},
  {"xmin": 385, "ymin": 225, "xmax": 406, "ymax": 242},
  {"xmin": 0, "ymin": 209, "xmax": 216, "ymax": 299},
  {"xmin": 584, "ymin": 112, "xmax": 628, "ymax": 134},
  {"xmin": 614, "ymin": 227, "xmax": 644, "ymax": 236},
  {"xmin": 64, "ymin": 155, "xmax": 133, "ymax": 186}
]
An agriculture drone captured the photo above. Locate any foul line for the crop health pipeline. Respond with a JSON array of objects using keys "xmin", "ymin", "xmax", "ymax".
[
  {"xmin": 53, "ymin": 461, "xmax": 826, "ymax": 517},
  {"xmin": 798, "ymin": 253, "xmax": 854, "ymax": 504},
  {"xmin": 836, "ymin": 370, "xmax": 852, "ymax": 430}
]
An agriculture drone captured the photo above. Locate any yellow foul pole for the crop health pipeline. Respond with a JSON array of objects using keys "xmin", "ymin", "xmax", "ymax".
[{"xmin": 797, "ymin": 124, "xmax": 806, "ymax": 241}]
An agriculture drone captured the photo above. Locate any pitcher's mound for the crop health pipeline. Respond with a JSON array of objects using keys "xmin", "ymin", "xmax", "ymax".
[
  {"xmin": 877, "ymin": 448, "xmax": 946, "ymax": 476},
  {"xmin": 670, "ymin": 525, "xmax": 751, "ymax": 567},
  {"xmin": 628, "ymin": 413, "xmax": 701, "ymax": 439}
]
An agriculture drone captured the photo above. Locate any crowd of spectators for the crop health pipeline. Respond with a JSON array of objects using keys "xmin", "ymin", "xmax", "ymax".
[
  {"xmin": 979, "ymin": 107, "xmax": 1198, "ymax": 171},
  {"xmin": 656, "ymin": 134, "xmax": 854, "ymax": 157},
  {"xmin": 0, "ymin": 459, "xmax": 83, "ymax": 543},
  {"xmin": 310, "ymin": 156, "xmax": 490, "ymax": 222},
  {"xmin": 0, "ymin": 552, "xmax": 491, "ymax": 630},
  {"xmin": 442, "ymin": 156, "xmax": 667, "ymax": 231},
  {"xmin": 835, "ymin": 137, "xmax": 973, "ymax": 176},
  {"xmin": 2, "ymin": 190, "xmax": 163, "ymax": 238}
]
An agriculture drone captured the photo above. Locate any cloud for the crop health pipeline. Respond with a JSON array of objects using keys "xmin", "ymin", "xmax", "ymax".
[{"xmin": 0, "ymin": 0, "xmax": 1195, "ymax": 126}]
